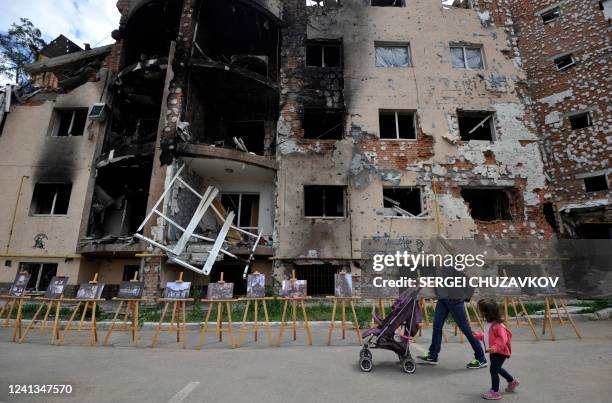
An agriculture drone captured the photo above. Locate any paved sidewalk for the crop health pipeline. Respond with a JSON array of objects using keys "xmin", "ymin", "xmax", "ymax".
[{"xmin": 0, "ymin": 320, "xmax": 610, "ymax": 403}]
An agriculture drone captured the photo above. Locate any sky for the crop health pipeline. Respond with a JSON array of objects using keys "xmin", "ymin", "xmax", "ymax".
[{"xmin": 1, "ymin": 0, "xmax": 120, "ymax": 84}]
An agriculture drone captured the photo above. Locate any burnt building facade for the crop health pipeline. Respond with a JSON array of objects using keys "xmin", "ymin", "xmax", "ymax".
[{"xmin": 0, "ymin": 0, "xmax": 607, "ymax": 296}]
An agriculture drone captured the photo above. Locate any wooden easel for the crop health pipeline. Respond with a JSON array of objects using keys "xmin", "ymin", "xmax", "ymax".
[
  {"xmin": 104, "ymin": 272, "xmax": 145, "ymax": 346},
  {"xmin": 326, "ymin": 295, "xmax": 362, "ymax": 345},
  {"xmin": 197, "ymin": 272, "xmax": 237, "ymax": 349},
  {"xmin": 19, "ymin": 296, "xmax": 64, "ymax": 344},
  {"xmin": 369, "ymin": 297, "xmax": 395, "ymax": 328},
  {"xmin": 58, "ymin": 273, "xmax": 103, "ymax": 346},
  {"xmin": 151, "ymin": 272, "xmax": 192, "ymax": 349},
  {"xmin": 237, "ymin": 271, "xmax": 273, "ymax": 347},
  {"xmin": 501, "ymin": 295, "xmax": 538, "ymax": 340},
  {"xmin": 541, "ymin": 295, "xmax": 581, "ymax": 341},
  {"xmin": 455, "ymin": 301, "xmax": 484, "ymax": 343},
  {"xmin": 277, "ymin": 271, "xmax": 312, "ymax": 346}
]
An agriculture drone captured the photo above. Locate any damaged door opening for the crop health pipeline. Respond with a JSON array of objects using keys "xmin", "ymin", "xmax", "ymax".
[
  {"xmin": 461, "ymin": 188, "xmax": 513, "ymax": 221},
  {"xmin": 458, "ymin": 110, "xmax": 495, "ymax": 141}
]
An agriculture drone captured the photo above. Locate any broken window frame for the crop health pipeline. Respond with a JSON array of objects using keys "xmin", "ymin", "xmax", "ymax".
[
  {"xmin": 382, "ymin": 187, "xmax": 427, "ymax": 218},
  {"xmin": 457, "ymin": 110, "xmax": 496, "ymax": 141},
  {"xmin": 541, "ymin": 7, "xmax": 560, "ymax": 24},
  {"xmin": 554, "ymin": 54, "xmax": 576, "ymax": 71},
  {"xmin": 378, "ymin": 110, "xmax": 417, "ymax": 140},
  {"xmin": 306, "ymin": 41, "xmax": 342, "ymax": 68},
  {"xmin": 443, "ymin": 0, "xmax": 472, "ymax": 9},
  {"xmin": 220, "ymin": 193, "xmax": 260, "ymax": 232},
  {"xmin": 134, "ymin": 164, "xmax": 262, "ymax": 278},
  {"xmin": 306, "ymin": 0, "xmax": 339, "ymax": 6},
  {"xmin": 450, "ymin": 45, "xmax": 484, "ymax": 70},
  {"xmin": 31, "ymin": 183, "xmax": 72, "ymax": 216},
  {"xmin": 303, "ymin": 185, "xmax": 346, "ymax": 218},
  {"xmin": 568, "ymin": 111, "xmax": 592, "ymax": 130},
  {"xmin": 303, "ymin": 108, "xmax": 344, "ymax": 140},
  {"xmin": 50, "ymin": 108, "xmax": 88, "ymax": 137},
  {"xmin": 375, "ymin": 43, "xmax": 412, "ymax": 68},
  {"xmin": 583, "ymin": 174, "xmax": 609, "ymax": 193},
  {"xmin": 460, "ymin": 188, "xmax": 514, "ymax": 222}
]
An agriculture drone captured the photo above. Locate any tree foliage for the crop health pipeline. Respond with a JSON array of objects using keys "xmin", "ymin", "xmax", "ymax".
[{"xmin": 0, "ymin": 18, "xmax": 46, "ymax": 84}]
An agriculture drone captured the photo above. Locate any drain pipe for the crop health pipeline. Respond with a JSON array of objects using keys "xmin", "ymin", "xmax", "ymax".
[{"xmin": 5, "ymin": 175, "xmax": 28, "ymax": 253}]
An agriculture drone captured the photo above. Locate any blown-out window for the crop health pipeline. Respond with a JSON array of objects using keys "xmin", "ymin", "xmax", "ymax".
[
  {"xmin": 51, "ymin": 108, "xmax": 88, "ymax": 136},
  {"xmin": 304, "ymin": 186, "xmax": 345, "ymax": 217},
  {"xmin": 31, "ymin": 183, "xmax": 72, "ymax": 215}
]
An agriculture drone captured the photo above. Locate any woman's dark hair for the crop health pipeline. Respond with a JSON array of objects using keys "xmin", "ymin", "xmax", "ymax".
[{"xmin": 477, "ymin": 299, "xmax": 503, "ymax": 323}]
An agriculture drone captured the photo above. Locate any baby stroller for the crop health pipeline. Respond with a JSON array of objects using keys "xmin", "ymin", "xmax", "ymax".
[{"xmin": 359, "ymin": 287, "xmax": 421, "ymax": 373}]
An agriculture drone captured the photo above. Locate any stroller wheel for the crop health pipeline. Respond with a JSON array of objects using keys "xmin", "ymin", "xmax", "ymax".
[
  {"xmin": 359, "ymin": 357, "xmax": 373, "ymax": 372},
  {"xmin": 401, "ymin": 358, "xmax": 416, "ymax": 374},
  {"xmin": 359, "ymin": 348, "xmax": 372, "ymax": 359}
]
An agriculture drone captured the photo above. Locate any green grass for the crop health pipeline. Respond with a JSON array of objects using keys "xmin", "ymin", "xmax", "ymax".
[{"xmin": 5, "ymin": 298, "xmax": 611, "ymax": 328}]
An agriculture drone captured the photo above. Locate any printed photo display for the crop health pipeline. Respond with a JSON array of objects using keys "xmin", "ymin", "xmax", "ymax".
[
  {"xmin": 247, "ymin": 274, "xmax": 266, "ymax": 298},
  {"xmin": 117, "ymin": 281, "xmax": 144, "ymax": 299},
  {"xmin": 44, "ymin": 276, "xmax": 69, "ymax": 299},
  {"xmin": 9, "ymin": 273, "xmax": 31, "ymax": 297},
  {"xmin": 164, "ymin": 281, "xmax": 191, "ymax": 299},
  {"xmin": 334, "ymin": 273, "xmax": 353, "ymax": 298},
  {"xmin": 76, "ymin": 283, "xmax": 105, "ymax": 300},
  {"xmin": 206, "ymin": 282, "xmax": 234, "ymax": 300},
  {"xmin": 281, "ymin": 279, "xmax": 307, "ymax": 298}
]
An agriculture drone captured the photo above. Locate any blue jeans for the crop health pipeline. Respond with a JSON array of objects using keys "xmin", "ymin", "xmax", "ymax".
[{"xmin": 428, "ymin": 299, "xmax": 485, "ymax": 362}]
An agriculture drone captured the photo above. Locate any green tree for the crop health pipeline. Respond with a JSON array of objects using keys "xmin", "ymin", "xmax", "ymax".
[{"xmin": 0, "ymin": 18, "xmax": 46, "ymax": 84}]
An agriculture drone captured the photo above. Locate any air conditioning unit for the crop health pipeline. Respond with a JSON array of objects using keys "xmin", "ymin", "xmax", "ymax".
[{"xmin": 88, "ymin": 103, "xmax": 107, "ymax": 121}]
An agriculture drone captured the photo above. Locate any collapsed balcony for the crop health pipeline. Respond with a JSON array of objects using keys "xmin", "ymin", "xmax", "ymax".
[{"xmin": 180, "ymin": 0, "xmax": 280, "ymax": 158}]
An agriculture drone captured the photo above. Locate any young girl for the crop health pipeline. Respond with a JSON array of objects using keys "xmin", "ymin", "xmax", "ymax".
[{"xmin": 474, "ymin": 299, "xmax": 519, "ymax": 400}]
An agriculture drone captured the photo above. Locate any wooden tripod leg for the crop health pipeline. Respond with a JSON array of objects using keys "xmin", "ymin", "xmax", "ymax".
[
  {"xmin": 226, "ymin": 302, "xmax": 235, "ymax": 348},
  {"xmin": 327, "ymin": 299, "xmax": 337, "ymax": 346},
  {"xmin": 51, "ymin": 301, "xmax": 62, "ymax": 344},
  {"xmin": 291, "ymin": 300, "xmax": 297, "ymax": 341},
  {"xmin": 91, "ymin": 301, "xmax": 98, "ymax": 346},
  {"xmin": 301, "ymin": 299, "xmax": 312, "ymax": 346},
  {"xmin": 552, "ymin": 298, "xmax": 565, "ymax": 325},
  {"xmin": 510, "ymin": 297, "xmax": 521, "ymax": 327},
  {"xmin": 20, "ymin": 301, "xmax": 46, "ymax": 343},
  {"xmin": 341, "ymin": 300, "xmax": 347, "ymax": 340},
  {"xmin": 238, "ymin": 299, "xmax": 250, "ymax": 348},
  {"xmin": 3, "ymin": 299, "xmax": 15, "ymax": 326},
  {"xmin": 151, "ymin": 302, "xmax": 169, "ymax": 348},
  {"xmin": 181, "ymin": 301, "xmax": 187, "ymax": 349},
  {"xmin": 104, "ymin": 301, "xmax": 123, "ymax": 346},
  {"xmin": 59, "ymin": 302, "xmax": 82, "ymax": 345},
  {"xmin": 216, "ymin": 302, "xmax": 223, "ymax": 342},
  {"xmin": 40, "ymin": 302, "xmax": 53, "ymax": 335},
  {"xmin": 262, "ymin": 300, "xmax": 273, "ymax": 346},
  {"xmin": 78, "ymin": 301, "xmax": 89, "ymax": 331},
  {"xmin": 197, "ymin": 302, "xmax": 213, "ymax": 350},
  {"xmin": 277, "ymin": 299, "xmax": 288, "ymax": 347},
  {"xmin": 253, "ymin": 300, "xmax": 259, "ymax": 342},
  {"xmin": 350, "ymin": 300, "xmax": 362, "ymax": 344},
  {"xmin": 12, "ymin": 299, "xmax": 24, "ymax": 342},
  {"xmin": 560, "ymin": 299, "xmax": 581, "ymax": 339},
  {"xmin": 133, "ymin": 302, "xmax": 140, "ymax": 347},
  {"xmin": 543, "ymin": 297, "xmax": 555, "ymax": 340},
  {"xmin": 379, "ymin": 299, "xmax": 385, "ymax": 319},
  {"xmin": 518, "ymin": 298, "xmax": 538, "ymax": 340},
  {"xmin": 470, "ymin": 301, "xmax": 484, "ymax": 332},
  {"xmin": 168, "ymin": 302, "xmax": 177, "ymax": 332}
]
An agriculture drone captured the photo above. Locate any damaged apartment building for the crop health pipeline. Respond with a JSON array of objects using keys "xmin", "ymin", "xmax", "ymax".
[{"xmin": 0, "ymin": 0, "xmax": 608, "ymax": 296}]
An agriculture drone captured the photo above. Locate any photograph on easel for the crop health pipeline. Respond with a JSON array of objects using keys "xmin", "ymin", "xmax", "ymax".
[
  {"xmin": 206, "ymin": 282, "xmax": 234, "ymax": 300},
  {"xmin": 76, "ymin": 283, "xmax": 105, "ymax": 300},
  {"xmin": 281, "ymin": 280, "xmax": 307, "ymax": 298},
  {"xmin": 247, "ymin": 274, "xmax": 266, "ymax": 298},
  {"xmin": 163, "ymin": 282, "xmax": 191, "ymax": 299},
  {"xmin": 44, "ymin": 276, "xmax": 69, "ymax": 299},
  {"xmin": 334, "ymin": 273, "xmax": 353, "ymax": 297},
  {"xmin": 117, "ymin": 282, "xmax": 144, "ymax": 299},
  {"xmin": 9, "ymin": 272, "xmax": 31, "ymax": 296}
]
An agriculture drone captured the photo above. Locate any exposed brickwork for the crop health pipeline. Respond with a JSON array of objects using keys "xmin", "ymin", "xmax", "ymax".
[{"xmin": 510, "ymin": 0, "xmax": 611, "ymax": 236}]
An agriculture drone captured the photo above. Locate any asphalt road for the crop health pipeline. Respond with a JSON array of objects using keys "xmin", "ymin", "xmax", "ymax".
[{"xmin": 0, "ymin": 320, "xmax": 610, "ymax": 403}]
